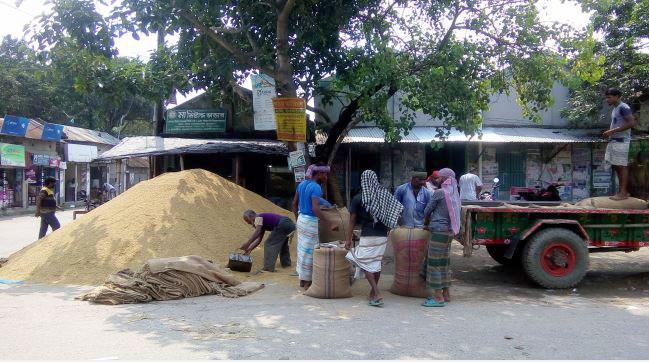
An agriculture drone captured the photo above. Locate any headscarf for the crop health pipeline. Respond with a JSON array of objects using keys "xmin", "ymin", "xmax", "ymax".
[
  {"xmin": 439, "ymin": 168, "xmax": 461, "ymax": 235},
  {"xmin": 305, "ymin": 164, "xmax": 330, "ymax": 180},
  {"xmin": 360, "ymin": 170, "xmax": 403, "ymax": 229},
  {"xmin": 427, "ymin": 170, "xmax": 439, "ymax": 183}
]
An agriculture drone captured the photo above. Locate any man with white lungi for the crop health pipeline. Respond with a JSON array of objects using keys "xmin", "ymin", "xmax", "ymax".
[{"xmin": 603, "ymin": 88, "xmax": 636, "ymax": 200}]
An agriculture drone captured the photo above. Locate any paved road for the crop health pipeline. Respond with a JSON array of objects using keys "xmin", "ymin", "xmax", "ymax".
[
  {"xmin": 2, "ymin": 213, "xmax": 649, "ymax": 359},
  {"xmin": 0, "ymin": 210, "xmax": 76, "ymax": 257}
]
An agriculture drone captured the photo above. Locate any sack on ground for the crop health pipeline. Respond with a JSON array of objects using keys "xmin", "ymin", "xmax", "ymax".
[
  {"xmin": 576, "ymin": 196, "xmax": 648, "ymax": 210},
  {"xmin": 318, "ymin": 207, "xmax": 350, "ymax": 243},
  {"xmin": 305, "ymin": 242, "xmax": 352, "ymax": 299},
  {"xmin": 389, "ymin": 227, "xmax": 434, "ymax": 298}
]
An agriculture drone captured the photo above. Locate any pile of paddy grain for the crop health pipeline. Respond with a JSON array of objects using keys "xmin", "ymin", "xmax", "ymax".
[{"xmin": 0, "ymin": 169, "xmax": 295, "ymax": 285}]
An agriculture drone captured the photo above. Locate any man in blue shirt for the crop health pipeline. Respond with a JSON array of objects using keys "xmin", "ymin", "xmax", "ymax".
[
  {"xmin": 291, "ymin": 163, "xmax": 334, "ymax": 289},
  {"xmin": 603, "ymin": 88, "xmax": 636, "ymax": 200},
  {"xmin": 394, "ymin": 170, "xmax": 431, "ymax": 228}
]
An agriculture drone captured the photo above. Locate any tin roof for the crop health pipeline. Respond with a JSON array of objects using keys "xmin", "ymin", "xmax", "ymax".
[
  {"xmin": 316, "ymin": 126, "xmax": 607, "ymax": 144},
  {"xmin": 62, "ymin": 125, "xmax": 120, "ymax": 145},
  {"xmin": 96, "ymin": 136, "xmax": 288, "ymax": 160}
]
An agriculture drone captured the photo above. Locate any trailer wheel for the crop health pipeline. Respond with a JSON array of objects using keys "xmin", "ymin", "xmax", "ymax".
[
  {"xmin": 523, "ymin": 228, "xmax": 588, "ymax": 289},
  {"xmin": 486, "ymin": 245, "xmax": 521, "ymax": 266}
]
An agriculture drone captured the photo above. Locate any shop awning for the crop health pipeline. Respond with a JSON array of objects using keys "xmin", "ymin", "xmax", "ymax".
[
  {"xmin": 317, "ymin": 127, "xmax": 607, "ymax": 144},
  {"xmin": 95, "ymin": 136, "xmax": 288, "ymax": 160}
]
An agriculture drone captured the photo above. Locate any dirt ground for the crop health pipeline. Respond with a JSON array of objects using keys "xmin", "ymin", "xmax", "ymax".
[{"xmin": 2, "ymin": 213, "xmax": 649, "ymax": 359}]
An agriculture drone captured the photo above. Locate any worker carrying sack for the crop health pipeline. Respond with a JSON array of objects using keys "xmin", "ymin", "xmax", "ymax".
[
  {"xmin": 389, "ymin": 227, "xmax": 434, "ymax": 298},
  {"xmin": 576, "ymin": 196, "xmax": 648, "ymax": 210},
  {"xmin": 305, "ymin": 242, "xmax": 352, "ymax": 299},
  {"xmin": 318, "ymin": 207, "xmax": 350, "ymax": 243}
]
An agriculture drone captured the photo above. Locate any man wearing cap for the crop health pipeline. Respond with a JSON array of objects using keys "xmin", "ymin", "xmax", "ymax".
[
  {"xmin": 394, "ymin": 169, "xmax": 431, "ymax": 228},
  {"xmin": 426, "ymin": 170, "xmax": 440, "ymax": 194}
]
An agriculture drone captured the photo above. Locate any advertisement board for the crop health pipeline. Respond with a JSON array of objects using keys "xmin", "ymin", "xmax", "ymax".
[
  {"xmin": 65, "ymin": 143, "xmax": 98, "ymax": 163},
  {"xmin": 1, "ymin": 115, "xmax": 29, "ymax": 137},
  {"xmin": 0, "ymin": 143, "xmax": 26, "ymax": 167}
]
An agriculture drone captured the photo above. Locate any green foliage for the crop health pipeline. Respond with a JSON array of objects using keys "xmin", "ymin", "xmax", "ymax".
[
  {"xmin": 31, "ymin": 0, "xmax": 575, "ymax": 147},
  {"xmin": 564, "ymin": 0, "xmax": 649, "ymax": 125}
]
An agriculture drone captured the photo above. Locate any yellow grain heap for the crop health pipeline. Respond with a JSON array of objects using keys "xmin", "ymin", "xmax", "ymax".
[{"xmin": 0, "ymin": 169, "xmax": 296, "ymax": 285}]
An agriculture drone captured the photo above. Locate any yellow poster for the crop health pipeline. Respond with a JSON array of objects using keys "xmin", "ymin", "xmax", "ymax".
[{"xmin": 272, "ymin": 97, "xmax": 307, "ymax": 142}]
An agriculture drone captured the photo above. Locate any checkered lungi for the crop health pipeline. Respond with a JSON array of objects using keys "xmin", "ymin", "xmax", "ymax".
[{"xmin": 426, "ymin": 231, "xmax": 454, "ymax": 290}]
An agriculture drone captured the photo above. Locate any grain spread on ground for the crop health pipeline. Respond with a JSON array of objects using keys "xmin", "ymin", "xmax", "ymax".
[{"xmin": 0, "ymin": 169, "xmax": 296, "ymax": 285}]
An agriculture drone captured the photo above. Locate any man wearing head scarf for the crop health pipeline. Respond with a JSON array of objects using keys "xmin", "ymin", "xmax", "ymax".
[
  {"xmin": 426, "ymin": 170, "xmax": 440, "ymax": 194},
  {"xmin": 345, "ymin": 170, "xmax": 403, "ymax": 307},
  {"xmin": 291, "ymin": 162, "xmax": 334, "ymax": 290},
  {"xmin": 421, "ymin": 168, "xmax": 461, "ymax": 307},
  {"xmin": 394, "ymin": 169, "xmax": 431, "ymax": 228}
]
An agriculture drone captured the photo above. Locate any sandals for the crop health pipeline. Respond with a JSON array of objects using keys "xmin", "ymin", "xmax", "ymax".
[
  {"xmin": 368, "ymin": 299, "xmax": 384, "ymax": 307},
  {"xmin": 422, "ymin": 298, "xmax": 445, "ymax": 307}
]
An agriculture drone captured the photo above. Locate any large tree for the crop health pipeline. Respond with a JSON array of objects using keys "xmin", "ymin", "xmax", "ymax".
[
  {"xmin": 36, "ymin": 0, "xmax": 572, "ymax": 158},
  {"xmin": 563, "ymin": 0, "xmax": 649, "ymax": 125}
]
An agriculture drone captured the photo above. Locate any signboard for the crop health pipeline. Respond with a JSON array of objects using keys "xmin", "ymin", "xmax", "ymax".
[
  {"xmin": 25, "ymin": 167, "xmax": 37, "ymax": 183},
  {"xmin": 41, "ymin": 123, "xmax": 65, "ymax": 142},
  {"xmin": 65, "ymin": 143, "xmax": 98, "ymax": 163},
  {"xmin": 272, "ymin": 98, "xmax": 307, "ymax": 142},
  {"xmin": 0, "ymin": 143, "xmax": 26, "ymax": 167},
  {"xmin": 294, "ymin": 166, "xmax": 306, "ymax": 183},
  {"xmin": 59, "ymin": 161, "xmax": 67, "ymax": 170},
  {"xmin": 289, "ymin": 150, "xmax": 306, "ymax": 169},
  {"xmin": 1, "ymin": 115, "xmax": 29, "ymax": 137},
  {"xmin": 252, "ymin": 74, "xmax": 277, "ymax": 131},
  {"xmin": 165, "ymin": 109, "xmax": 226, "ymax": 134},
  {"xmin": 49, "ymin": 156, "xmax": 61, "ymax": 168},
  {"xmin": 33, "ymin": 154, "xmax": 51, "ymax": 166}
]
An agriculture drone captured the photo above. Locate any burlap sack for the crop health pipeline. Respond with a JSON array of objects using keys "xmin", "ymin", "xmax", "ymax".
[
  {"xmin": 305, "ymin": 242, "xmax": 352, "ymax": 299},
  {"xmin": 576, "ymin": 196, "xmax": 648, "ymax": 210},
  {"xmin": 389, "ymin": 227, "xmax": 434, "ymax": 298},
  {"xmin": 318, "ymin": 207, "xmax": 350, "ymax": 243}
]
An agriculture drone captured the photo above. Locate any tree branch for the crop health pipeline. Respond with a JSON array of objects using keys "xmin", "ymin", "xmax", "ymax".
[
  {"xmin": 307, "ymin": 104, "xmax": 333, "ymax": 125},
  {"xmin": 177, "ymin": 9, "xmax": 275, "ymax": 77}
]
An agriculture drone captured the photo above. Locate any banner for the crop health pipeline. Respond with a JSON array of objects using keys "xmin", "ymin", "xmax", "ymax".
[
  {"xmin": 252, "ymin": 74, "xmax": 277, "ymax": 131},
  {"xmin": 165, "ymin": 109, "xmax": 227, "ymax": 134},
  {"xmin": 1, "ymin": 115, "xmax": 29, "ymax": 137},
  {"xmin": 272, "ymin": 98, "xmax": 307, "ymax": 142},
  {"xmin": 32, "ymin": 154, "xmax": 51, "ymax": 166},
  {"xmin": 0, "ymin": 143, "xmax": 26, "ymax": 167},
  {"xmin": 65, "ymin": 143, "xmax": 98, "ymax": 162},
  {"xmin": 41, "ymin": 123, "xmax": 65, "ymax": 142}
]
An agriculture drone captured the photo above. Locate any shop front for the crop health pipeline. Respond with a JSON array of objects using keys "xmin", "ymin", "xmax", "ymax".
[
  {"xmin": 0, "ymin": 142, "xmax": 26, "ymax": 209},
  {"xmin": 27, "ymin": 153, "xmax": 64, "ymax": 206},
  {"xmin": 64, "ymin": 143, "xmax": 98, "ymax": 203}
]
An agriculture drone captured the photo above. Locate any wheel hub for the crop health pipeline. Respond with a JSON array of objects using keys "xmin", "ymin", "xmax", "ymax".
[{"xmin": 541, "ymin": 243, "xmax": 577, "ymax": 277}]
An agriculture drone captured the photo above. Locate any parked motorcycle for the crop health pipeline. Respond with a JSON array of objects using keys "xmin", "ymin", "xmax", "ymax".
[
  {"xmin": 479, "ymin": 178, "xmax": 501, "ymax": 201},
  {"xmin": 518, "ymin": 183, "xmax": 562, "ymax": 202}
]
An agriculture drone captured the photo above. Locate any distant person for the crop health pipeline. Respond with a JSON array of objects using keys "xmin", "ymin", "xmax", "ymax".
[
  {"xmin": 426, "ymin": 170, "xmax": 440, "ymax": 193},
  {"xmin": 103, "ymin": 182, "xmax": 117, "ymax": 200},
  {"xmin": 422, "ymin": 168, "xmax": 461, "ymax": 307},
  {"xmin": 35, "ymin": 177, "xmax": 63, "ymax": 239},
  {"xmin": 241, "ymin": 210, "xmax": 295, "ymax": 272},
  {"xmin": 345, "ymin": 170, "xmax": 403, "ymax": 307},
  {"xmin": 394, "ymin": 169, "xmax": 431, "ymax": 228},
  {"xmin": 459, "ymin": 168, "xmax": 483, "ymax": 201},
  {"xmin": 603, "ymin": 88, "xmax": 636, "ymax": 200}
]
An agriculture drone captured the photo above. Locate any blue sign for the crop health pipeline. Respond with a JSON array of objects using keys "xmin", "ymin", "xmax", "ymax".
[
  {"xmin": 1, "ymin": 115, "xmax": 30, "ymax": 137},
  {"xmin": 41, "ymin": 123, "xmax": 64, "ymax": 141},
  {"xmin": 32, "ymin": 154, "xmax": 51, "ymax": 166}
]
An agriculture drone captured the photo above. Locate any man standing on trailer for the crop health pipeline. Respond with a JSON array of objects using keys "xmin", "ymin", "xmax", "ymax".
[{"xmin": 603, "ymin": 88, "xmax": 636, "ymax": 200}]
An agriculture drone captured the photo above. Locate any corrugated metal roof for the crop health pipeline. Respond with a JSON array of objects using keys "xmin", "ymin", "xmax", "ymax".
[
  {"xmin": 96, "ymin": 136, "xmax": 288, "ymax": 160},
  {"xmin": 126, "ymin": 157, "xmax": 150, "ymax": 168},
  {"xmin": 316, "ymin": 126, "xmax": 606, "ymax": 144},
  {"xmin": 63, "ymin": 125, "xmax": 120, "ymax": 145}
]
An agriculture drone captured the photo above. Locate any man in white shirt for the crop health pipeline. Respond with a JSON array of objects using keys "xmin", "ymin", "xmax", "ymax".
[{"xmin": 459, "ymin": 168, "xmax": 483, "ymax": 201}]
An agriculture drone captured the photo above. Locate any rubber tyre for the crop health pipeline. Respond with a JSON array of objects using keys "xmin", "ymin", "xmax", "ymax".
[
  {"xmin": 486, "ymin": 245, "xmax": 521, "ymax": 266},
  {"xmin": 523, "ymin": 228, "xmax": 589, "ymax": 289}
]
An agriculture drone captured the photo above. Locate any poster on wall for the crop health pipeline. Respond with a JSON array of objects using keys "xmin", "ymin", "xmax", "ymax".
[
  {"xmin": 252, "ymin": 74, "xmax": 277, "ymax": 131},
  {"xmin": 293, "ymin": 166, "xmax": 306, "ymax": 183},
  {"xmin": 288, "ymin": 150, "xmax": 306, "ymax": 169},
  {"xmin": 272, "ymin": 98, "xmax": 307, "ymax": 142}
]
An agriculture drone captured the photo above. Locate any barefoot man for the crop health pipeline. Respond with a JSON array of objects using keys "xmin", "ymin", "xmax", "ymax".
[{"xmin": 603, "ymin": 88, "xmax": 636, "ymax": 200}]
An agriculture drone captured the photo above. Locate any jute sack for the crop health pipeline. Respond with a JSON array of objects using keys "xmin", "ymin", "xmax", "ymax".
[
  {"xmin": 389, "ymin": 227, "xmax": 434, "ymax": 298},
  {"xmin": 576, "ymin": 196, "xmax": 648, "ymax": 210},
  {"xmin": 305, "ymin": 242, "xmax": 352, "ymax": 299},
  {"xmin": 318, "ymin": 207, "xmax": 350, "ymax": 243}
]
